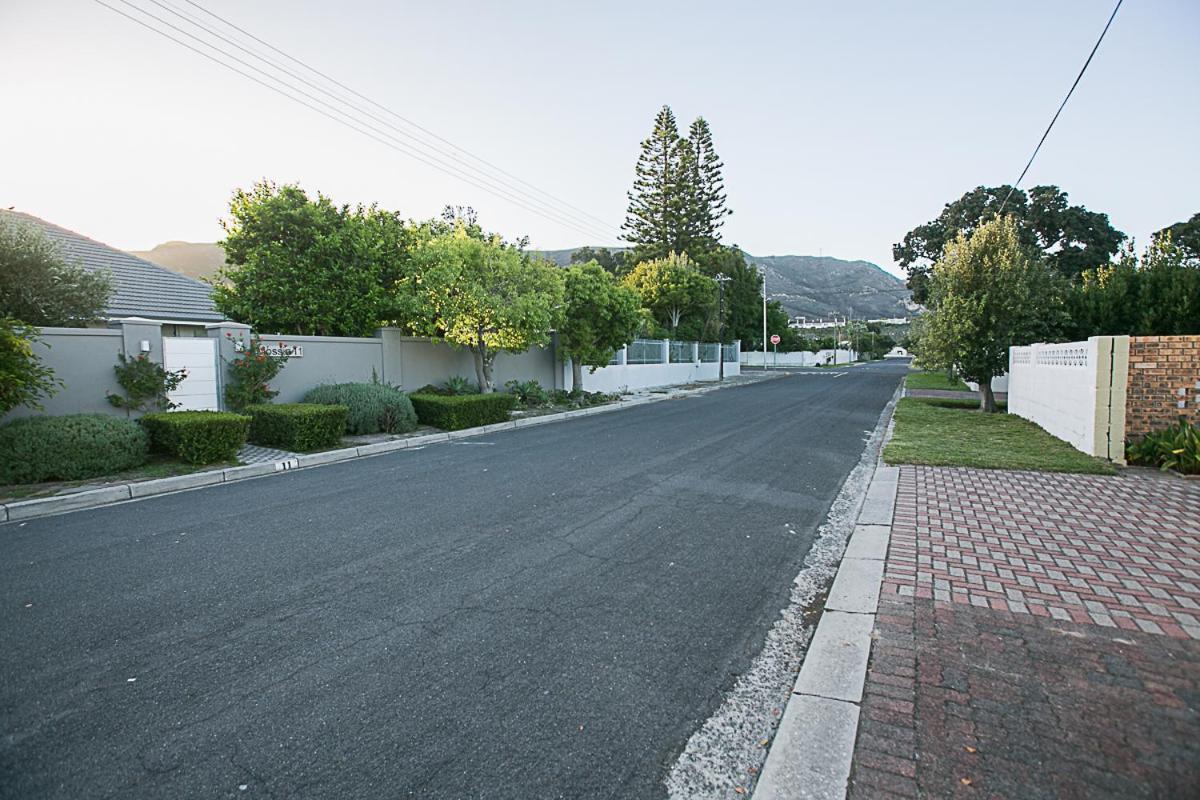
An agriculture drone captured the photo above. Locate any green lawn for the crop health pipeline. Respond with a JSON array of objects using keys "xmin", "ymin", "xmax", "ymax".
[
  {"xmin": 883, "ymin": 398, "xmax": 1116, "ymax": 475},
  {"xmin": 0, "ymin": 456, "xmax": 236, "ymax": 502},
  {"xmin": 905, "ymin": 370, "xmax": 971, "ymax": 392}
]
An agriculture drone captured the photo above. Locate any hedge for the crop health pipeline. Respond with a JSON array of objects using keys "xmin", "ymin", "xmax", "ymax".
[
  {"xmin": 303, "ymin": 382, "xmax": 418, "ymax": 435},
  {"xmin": 0, "ymin": 413, "xmax": 149, "ymax": 484},
  {"xmin": 408, "ymin": 393, "xmax": 517, "ymax": 431},
  {"xmin": 140, "ymin": 411, "xmax": 250, "ymax": 465},
  {"xmin": 246, "ymin": 403, "xmax": 348, "ymax": 451}
]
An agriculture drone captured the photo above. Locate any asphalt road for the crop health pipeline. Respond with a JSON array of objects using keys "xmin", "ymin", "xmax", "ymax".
[{"xmin": 0, "ymin": 361, "xmax": 906, "ymax": 799}]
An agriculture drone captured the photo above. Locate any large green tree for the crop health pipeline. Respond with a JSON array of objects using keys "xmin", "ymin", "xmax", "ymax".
[
  {"xmin": 569, "ymin": 246, "xmax": 627, "ymax": 274},
  {"xmin": 1070, "ymin": 235, "xmax": 1199, "ymax": 337},
  {"xmin": 558, "ymin": 262, "xmax": 643, "ymax": 393},
  {"xmin": 622, "ymin": 106, "xmax": 732, "ymax": 267},
  {"xmin": 403, "ymin": 228, "xmax": 564, "ymax": 392},
  {"xmin": 919, "ymin": 215, "xmax": 1066, "ymax": 412},
  {"xmin": 213, "ymin": 181, "xmax": 414, "ymax": 336},
  {"xmin": 895, "ymin": 185, "xmax": 1125, "ymax": 303},
  {"xmin": 1153, "ymin": 212, "xmax": 1200, "ymax": 261},
  {"xmin": 0, "ymin": 216, "xmax": 113, "ymax": 327},
  {"xmin": 622, "ymin": 252, "xmax": 716, "ymax": 339}
]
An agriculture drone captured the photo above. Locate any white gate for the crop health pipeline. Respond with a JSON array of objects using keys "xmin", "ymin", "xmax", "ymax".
[{"xmin": 163, "ymin": 337, "xmax": 219, "ymax": 411}]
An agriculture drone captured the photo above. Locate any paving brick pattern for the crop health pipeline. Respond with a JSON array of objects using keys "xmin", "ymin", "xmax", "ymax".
[
  {"xmin": 881, "ymin": 467, "xmax": 1200, "ymax": 638},
  {"xmin": 237, "ymin": 444, "xmax": 298, "ymax": 464},
  {"xmin": 853, "ymin": 466, "xmax": 1200, "ymax": 799}
]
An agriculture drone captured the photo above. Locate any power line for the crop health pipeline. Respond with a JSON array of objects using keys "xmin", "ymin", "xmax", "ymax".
[
  {"xmin": 998, "ymin": 0, "xmax": 1123, "ymax": 213},
  {"xmin": 182, "ymin": 0, "xmax": 620, "ymax": 236},
  {"xmin": 145, "ymin": 0, "xmax": 620, "ymax": 240},
  {"xmin": 94, "ymin": 0, "xmax": 620, "ymax": 242}
]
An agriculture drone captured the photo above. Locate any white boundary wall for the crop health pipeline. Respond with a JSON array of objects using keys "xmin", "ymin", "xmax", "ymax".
[
  {"xmin": 1007, "ymin": 337, "xmax": 1129, "ymax": 462},
  {"xmin": 565, "ymin": 340, "xmax": 740, "ymax": 393},
  {"xmin": 741, "ymin": 349, "xmax": 858, "ymax": 368}
]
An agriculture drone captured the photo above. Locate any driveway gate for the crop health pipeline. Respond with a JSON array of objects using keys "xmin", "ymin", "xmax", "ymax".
[{"xmin": 163, "ymin": 337, "xmax": 219, "ymax": 411}]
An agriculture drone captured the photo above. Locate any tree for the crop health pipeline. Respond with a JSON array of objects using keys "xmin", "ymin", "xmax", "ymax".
[
  {"xmin": 1153, "ymin": 212, "xmax": 1200, "ymax": 261},
  {"xmin": 622, "ymin": 106, "xmax": 731, "ymax": 266},
  {"xmin": 622, "ymin": 252, "xmax": 716, "ymax": 339},
  {"xmin": 403, "ymin": 227, "xmax": 564, "ymax": 393},
  {"xmin": 0, "ymin": 318, "xmax": 60, "ymax": 414},
  {"xmin": 919, "ymin": 215, "xmax": 1065, "ymax": 412},
  {"xmin": 213, "ymin": 181, "xmax": 414, "ymax": 336},
  {"xmin": 570, "ymin": 246, "xmax": 627, "ymax": 274},
  {"xmin": 558, "ymin": 262, "xmax": 643, "ymax": 393},
  {"xmin": 0, "ymin": 216, "xmax": 113, "ymax": 327},
  {"xmin": 717, "ymin": 250, "xmax": 766, "ymax": 347},
  {"xmin": 894, "ymin": 185, "xmax": 1126, "ymax": 303}
]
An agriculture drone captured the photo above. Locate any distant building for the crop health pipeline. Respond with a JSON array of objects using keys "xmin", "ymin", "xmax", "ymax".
[
  {"xmin": 2, "ymin": 209, "xmax": 223, "ymax": 335},
  {"xmin": 885, "ymin": 346, "xmax": 910, "ymax": 358}
]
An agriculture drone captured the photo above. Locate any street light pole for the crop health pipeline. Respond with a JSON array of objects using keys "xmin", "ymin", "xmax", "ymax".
[
  {"xmin": 761, "ymin": 267, "xmax": 767, "ymax": 363},
  {"xmin": 715, "ymin": 272, "xmax": 730, "ymax": 382}
]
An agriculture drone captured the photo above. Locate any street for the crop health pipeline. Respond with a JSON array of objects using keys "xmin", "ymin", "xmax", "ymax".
[{"xmin": 1, "ymin": 362, "xmax": 906, "ymax": 799}]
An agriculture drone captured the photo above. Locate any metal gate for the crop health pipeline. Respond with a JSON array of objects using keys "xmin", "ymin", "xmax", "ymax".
[{"xmin": 163, "ymin": 337, "xmax": 219, "ymax": 411}]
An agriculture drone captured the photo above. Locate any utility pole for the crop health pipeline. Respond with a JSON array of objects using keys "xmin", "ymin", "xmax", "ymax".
[
  {"xmin": 761, "ymin": 267, "xmax": 767, "ymax": 363},
  {"xmin": 715, "ymin": 273, "xmax": 730, "ymax": 381}
]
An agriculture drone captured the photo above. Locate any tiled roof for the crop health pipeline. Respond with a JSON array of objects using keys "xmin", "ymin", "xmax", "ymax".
[{"xmin": 1, "ymin": 209, "xmax": 223, "ymax": 323}]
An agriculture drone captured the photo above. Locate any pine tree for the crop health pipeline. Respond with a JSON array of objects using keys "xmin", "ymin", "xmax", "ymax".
[
  {"xmin": 688, "ymin": 117, "xmax": 731, "ymax": 251},
  {"xmin": 623, "ymin": 105, "xmax": 682, "ymax": 263}
]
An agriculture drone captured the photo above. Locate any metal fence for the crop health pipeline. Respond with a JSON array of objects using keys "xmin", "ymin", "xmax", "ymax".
[{"xmin": 627, "ymin": 339, "xmax": 666, "ymax": 364}]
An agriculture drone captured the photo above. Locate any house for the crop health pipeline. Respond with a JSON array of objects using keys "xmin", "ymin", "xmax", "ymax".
[{"xmin": 1, "ymin": 209, "xmax": 223, "ymax": 335}]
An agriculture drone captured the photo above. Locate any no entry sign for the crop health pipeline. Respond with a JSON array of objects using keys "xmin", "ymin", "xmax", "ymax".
[{"xmin": 770, "ymin": 334, "xmax": 781, "ymax": 345}]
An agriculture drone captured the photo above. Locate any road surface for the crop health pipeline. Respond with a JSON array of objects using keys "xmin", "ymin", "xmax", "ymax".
[{"xmin": 1, "ymin": 361, "xmax": 906, "ymax": 798}]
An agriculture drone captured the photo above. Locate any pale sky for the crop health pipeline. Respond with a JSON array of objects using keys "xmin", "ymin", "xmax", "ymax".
[{"xmin": 2, "ymin": 0, "xmax": 1197, "ymax": 278}]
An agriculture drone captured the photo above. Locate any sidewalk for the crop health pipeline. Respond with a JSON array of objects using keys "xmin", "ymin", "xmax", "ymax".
[{"xmin": 855, "ymin": 466, "xmax": 1200, "ymax": 798}]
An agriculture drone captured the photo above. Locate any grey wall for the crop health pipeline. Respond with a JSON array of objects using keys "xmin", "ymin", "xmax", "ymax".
[
  {"xmin": 377, "ymin": 331, "xmax": 561, "ymax": 392},
  {"xmin": 266, "ymin": 336, "xmax": 385, "ymax": 403},
  {"xmin": 4, "ymin": 328, "xmax": 127, "ymax": 421}
]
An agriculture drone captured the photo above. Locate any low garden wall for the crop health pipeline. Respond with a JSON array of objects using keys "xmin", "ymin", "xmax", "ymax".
[
  {"xmin": 1126, "ymin": 335, "xmax": 1200, "ymax": 438},
  {"xmin": 564, "ymin": 340, "xmax": 740, "ymax": 393},
  {"xmin": 741, "ymin": 349, "xmax": 856, "ymax": 367}
]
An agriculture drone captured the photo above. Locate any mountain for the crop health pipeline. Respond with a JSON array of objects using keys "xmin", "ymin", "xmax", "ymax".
[
  {"xmin": 531, "ymin": 248, "xmax": 914, "ymax": 320},
  {"xmin": 128, "ymin": 241, "xmax": 226, "ymax": 280},
  {"xmin": 131, "ymin": 241, "xmax": 915, "ymax": 321}
]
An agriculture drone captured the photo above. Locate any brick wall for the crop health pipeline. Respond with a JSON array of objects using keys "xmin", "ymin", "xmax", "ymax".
[{"xmin": 1125, "ymin": 335, "xmax": 1200, "ymax": 439}]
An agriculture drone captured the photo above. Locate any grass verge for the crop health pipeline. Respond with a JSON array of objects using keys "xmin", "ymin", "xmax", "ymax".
[
  {"xmin": 883, "ymin": 398, "xmax": 1116, "ymax": 475},
  {"xmin": 905, "ymin": 370, "xmax": 971, "ymax": 392},
  {"xmin": 0, "ymin": 456, "xmax": 237, "ymax": 502}
]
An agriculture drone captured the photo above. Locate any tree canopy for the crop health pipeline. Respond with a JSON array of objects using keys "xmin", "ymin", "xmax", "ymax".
[
  {"xmin": 1153, "ymin": 212, "xmax": 1200, "ymax": 261},
  {"xmin": 569, "ymin": 246, "xmax": 627, "ymax": 274},
  {"xmin": 213, "ymin": 182, "xmax": 414, "ymax": 336},
  {"xmin": 895, "ymin": 185, "xmax": 1125, "ymax": 303},
  {"xmin": 402, "ymin": 227, "xmax": 564, "ymax": 392},
  {"xmin": 0, "ymin": 216, "xmax": 113, "ymax": 327},
  {"xmin": 558, "ymin": 262, "xmax": 643, "ymax": 393},
  {"xmin": 622, "ymin": 252, "xmax": 716, "ymax": 339},
  {"xmin": 918, "ymin": 215, "xmax": 1065, "ymax": 411}
]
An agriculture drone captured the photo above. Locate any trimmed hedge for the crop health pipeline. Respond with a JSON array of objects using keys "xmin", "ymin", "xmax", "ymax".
[
  {"xmin": 303, "ymin": 382, "xmax": 418, "ymax": 435},
  {"xmin": 408, "ymin": 393, "xmax": 517, "ymax": 431},
  {"xmin": 0, "ymin": 413, "xmax": 149, "ymax": 484},
  {"xmin": 140, "ymin": 411, "xmax": 250, "ymax": 465},
  {"xmin": 246, "ymin": 403, "xmax": 348, "ymax": 451}
]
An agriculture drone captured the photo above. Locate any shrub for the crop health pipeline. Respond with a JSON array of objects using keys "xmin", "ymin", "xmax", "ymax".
[
  {"xmin": 1127, "ymin": 421, "xmax": 1200, "ymax": 475},
  {"xmin": 224, "ymin": 335, "xmax": 290, "ymax": 411},
  {"xmin": 0, "ymin": 317, "xmax": 60, "ymax": 414},
  {"xmin": 504, "ymin": 379, "xmax": 551, "ymax": 409},
  {"xmin": 408, "ymin": 393, "xmax": 517, "ymax": 431},
  {"xmin": 442, "ymin": 375, "xmax": 479, "ymax": 396},
  {"xmin": 303, "ymin": 382, "xmax": 417, "ymax": 435},
  {"xmin": 140, "ymin": 411, "xmax": 250, "ymax": 465},
  {"xmin": 0, "ymin": 413, "xmax": 149, "ymax": 484},
  {"xmin": 246, "ymin": 403, "xmax": 347, "ymax": 451},
  {"xmin": 106, "ymin": 353, "xmax": 187, "ymax": 415}
]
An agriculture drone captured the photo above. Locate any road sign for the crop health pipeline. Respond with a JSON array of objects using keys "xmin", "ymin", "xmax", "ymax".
[{"xmin": 770, "ymin": 334, "xmax": 781, "ymax": 345}]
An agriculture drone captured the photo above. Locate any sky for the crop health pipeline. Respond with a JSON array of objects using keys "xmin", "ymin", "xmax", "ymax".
[{"xmin": 2, "ymin": 0, "xmax": 1197, "ymax": 278}]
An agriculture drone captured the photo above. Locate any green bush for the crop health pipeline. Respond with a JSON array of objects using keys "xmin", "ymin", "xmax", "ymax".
[
  {"xmin": 442, "ymin": 375, "xmax": 480, "ymax": 395},
  {"xmin": 505, "ymin": 379, "xmax": 551, "ymax": 408},
  {"xmin": 140, "ymin": 411, "xmax": 250, "ymax": 465},
  {"xmin": 408, "ymin": 393, "xmax": 517, "ymax": 431},
  {"xmin": 1127, "ymin": 421, "xmax": 1200, "ymax": 475},
  {"xmin": 0, "ymin": 413, "xmax": 149, "ymax": 484},
  {"xmin": 246, "ymin": 403, "xmax": 348, "ymax": 451},
  {"xmin": 303, "ymin": 382, "xmax": 418, "ymax": 435}
]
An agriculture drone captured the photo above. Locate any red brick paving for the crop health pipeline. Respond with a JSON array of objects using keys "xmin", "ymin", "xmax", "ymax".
[{"xmin": 851, "ymin": 466, "xmax": 1200, "ymax": 799}]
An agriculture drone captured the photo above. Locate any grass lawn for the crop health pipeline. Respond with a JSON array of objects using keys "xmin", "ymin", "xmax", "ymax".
[
  {"xmin": 884, "ymin": 397, "xmax": 1116, "ymax": 475},
  {"xmin": 905, "ymin": 369, "xmax": 971, "ymax": 392},
  {"xmin": 0, "ymin": 456, "xmax": 236, "ymax": 502}
]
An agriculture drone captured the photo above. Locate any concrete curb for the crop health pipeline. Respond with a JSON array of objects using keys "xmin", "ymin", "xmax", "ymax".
[
  {"xmin": 753, "ymin": 452, "xmax": 899, "ymax": 798},
  {"xmin": 1, "ymin": 372, "xmax": 788, "ymax": 524}
]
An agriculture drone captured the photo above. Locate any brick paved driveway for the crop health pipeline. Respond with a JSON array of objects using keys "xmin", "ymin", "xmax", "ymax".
[{"xmin": 851, "ymin": 466, "xmax": 1200, "ymax": 799}]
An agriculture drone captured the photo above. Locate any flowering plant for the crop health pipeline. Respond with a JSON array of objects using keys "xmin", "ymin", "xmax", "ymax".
[{"xmin": 223, "ymin": 334, "xmax": 290, "ymax": 411}]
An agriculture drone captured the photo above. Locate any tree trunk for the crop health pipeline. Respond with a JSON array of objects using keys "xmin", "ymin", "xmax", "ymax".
[
  {"xmin": 471, "ymin": 346, "xmax": 490, "ymax": 393},
  {"xmin": 571, "ymin": 359, "xmax": 584, "ymax": 395},
  {"xmin": 979, "ymin": 381, "xmax": 996, "ymax": 413}
]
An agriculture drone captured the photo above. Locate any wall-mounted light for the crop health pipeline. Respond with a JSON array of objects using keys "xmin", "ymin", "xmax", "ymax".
[{"xmin": 139, "ymin": 340, "xmax": 151, "ymax": 353}]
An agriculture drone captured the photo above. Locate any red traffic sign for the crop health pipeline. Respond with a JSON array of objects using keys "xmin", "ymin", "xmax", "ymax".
[{"xmin": 770, "ymin": 334, "xmax": 781, "ymax": 345}]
